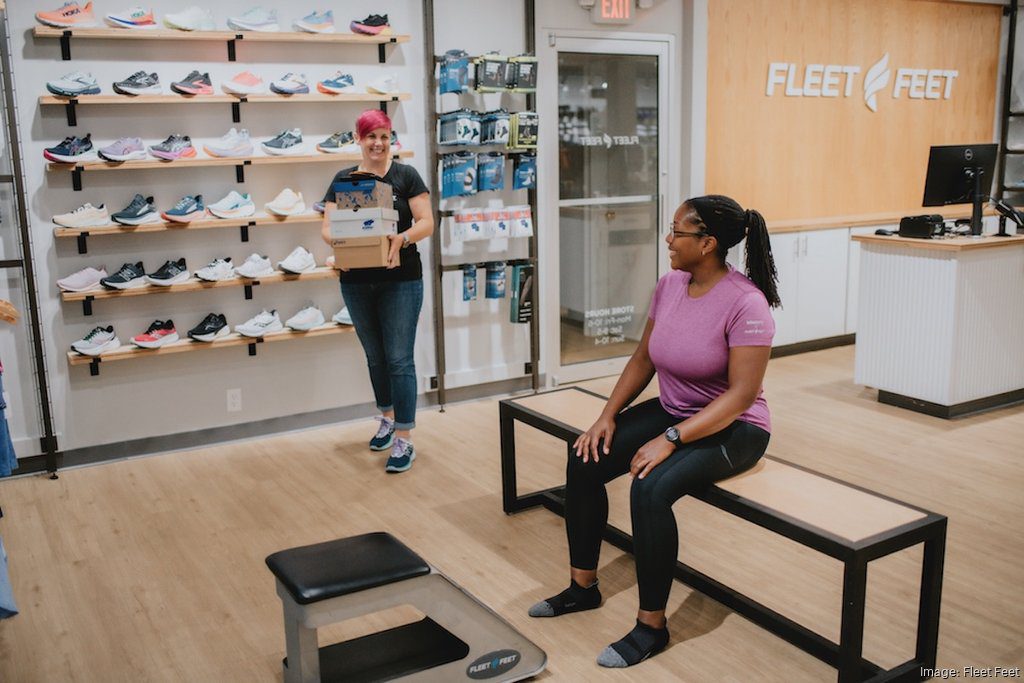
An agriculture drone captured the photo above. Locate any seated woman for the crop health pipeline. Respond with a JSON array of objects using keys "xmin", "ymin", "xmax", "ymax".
[{"xmin": 528, "ymin": 195, "xmax": 782, "ymax": 668}]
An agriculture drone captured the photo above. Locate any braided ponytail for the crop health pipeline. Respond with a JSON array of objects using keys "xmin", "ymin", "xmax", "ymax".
[{"xmin": 742, "ymin": 209, "xmax": 781, "ymax": 308}]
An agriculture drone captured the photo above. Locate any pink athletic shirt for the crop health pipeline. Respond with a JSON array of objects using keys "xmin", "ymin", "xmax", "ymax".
[{"xmin": 647, "ymin": 268, "xmax": 774, "ymax": 433}]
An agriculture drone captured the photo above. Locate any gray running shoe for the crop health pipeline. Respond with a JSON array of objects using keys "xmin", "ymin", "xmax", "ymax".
[
  {"xmin": 149, "ymin": 134, "xmax": 196, "ymax": 161},
  {"xmin": 261, "ymin": 128, "xmax": 304, "ymax": 156}
]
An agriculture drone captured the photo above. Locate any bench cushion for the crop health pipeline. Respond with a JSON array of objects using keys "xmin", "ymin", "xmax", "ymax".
[{"xmin": 266, "ymin": 532, "xmax": 431, "ymax": 605}]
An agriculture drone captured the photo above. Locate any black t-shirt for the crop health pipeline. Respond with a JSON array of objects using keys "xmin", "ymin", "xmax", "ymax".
[{"xmin": 323, "ymin": 162, "xmax": 430, "ymax": 283}]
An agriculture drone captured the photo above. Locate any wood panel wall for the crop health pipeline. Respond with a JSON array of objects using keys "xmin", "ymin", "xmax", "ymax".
[{"xmin": 706, "ymin": 0, "xmax": 1002, "ymax": 222}]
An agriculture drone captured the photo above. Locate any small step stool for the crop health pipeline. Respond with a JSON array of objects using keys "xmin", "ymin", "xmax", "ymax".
[{"xmin": 266, "ymin": 532, "xmax": 546, "ymax": 682}]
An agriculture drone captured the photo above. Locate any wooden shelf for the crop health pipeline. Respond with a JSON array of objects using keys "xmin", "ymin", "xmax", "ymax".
[
  {"xmin": 34, "ymin": 25, "xmax": 409, "ymax": 44},
  {"xmin": 54, "ymin": 212, "xmax": 322, "ymax": 239},
  {"xmin": 40, "ymin": 92, "xmax": 411, "ymax": 106},
  {"xmin": 67, "ymin": 323, "xmax": 353, "ymax": 368},
  {"xmin": 48, "ymin": 150, "xmax": 412, "ymax": 173}
]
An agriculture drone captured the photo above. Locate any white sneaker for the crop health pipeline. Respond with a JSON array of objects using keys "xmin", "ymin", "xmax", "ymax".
[
  {"xmin": 366, "ymin": 73, "xmax": 400, "ymax": 95},
  {"xmin": 236, "ymin": 309, "xmax": 283, "ymax": 337},
  {"xmin": 332, "ymin": 306, "xmax": 353, "ymax": 326},
  {"xmin": 164, "ymin": 6, "xmax": 215, "ymax": 31},
  {"xmin": 204, "ymin": 128, "xmax": 254, "ymax": 158},
  {"xmin": 52, "ymin": 203, "xmax": 110, "ymax": 228},
  {"xmin": 72, "ymin": 325, "xmax": 121, "ymax": 356},
  {"xmin": 207, "ymin": 191, "xmax": 256, "ymax": 219},
  {"xmin": 265, "ymin": 188, "xmax": 306, "ymax": 216},
  {"xmin": 195, "ymin": 257, "xmax": 236, "ymax": 282},
  {"xmin": 57, "ymin": 266, "xmax": 108, "ymax": 292},
  {"xmin": 227, "ymin": 7, "xmax": 279, "ymax": 32},
  {"xmin": 221, "ymin": 72, "xmax": 265, "ymax": 95},
  {"xmin": 234, "ymin": 253, "xmax": 275, "ymax": 278},
  {"xmin": 286, "ymin": 304, "xmax": 325, "ymax": 331},
  {"xmin": 277, "ymin": 246, "xmax": 316, "ymax": 274}
]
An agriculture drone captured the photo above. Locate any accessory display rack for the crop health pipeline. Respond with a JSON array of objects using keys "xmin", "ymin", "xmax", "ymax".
[
  {"xmin": 995, "ymin": 0, "xmax": 1022, "ymax": 210},
  {"xmin": 423, "ymin": 0, "xmax": 540, "ymax": 408}
]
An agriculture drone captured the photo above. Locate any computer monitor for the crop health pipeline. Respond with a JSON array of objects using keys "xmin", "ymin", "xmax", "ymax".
[{"xmin": 922, "ymin": 144, "xmax": 998, "ymax": 236}]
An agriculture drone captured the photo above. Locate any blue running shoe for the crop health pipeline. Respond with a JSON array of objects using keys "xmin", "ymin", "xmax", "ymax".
[
  {"xmin": 385, "ymin": 437, "xmax": 415, "ymax": 473},
  {"xmin": 369, "ymin": 416, "xmax": 394, "ymax": 451},
  {"xmin": 295, "ymin": 9, "xmax": 334, "ymax": 34},
  {"xmin": 317, "ymin": 71, "xmax": 355, "ymax": 94},
  {"xmin": 161, "ymin": 194, "xmax": 205, "ymax": 223}
]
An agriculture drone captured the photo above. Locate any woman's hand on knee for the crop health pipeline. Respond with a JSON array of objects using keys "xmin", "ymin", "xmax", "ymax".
[
  {"xmin": 574, "ymin": 415, "xmax": 616, "ymax": 463},
  {"xmin": 629, "ymin": 437, "xmax": 675, "ymax": 480}
]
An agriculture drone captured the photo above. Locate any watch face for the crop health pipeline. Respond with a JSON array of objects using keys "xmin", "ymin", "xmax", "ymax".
[{"xmin": 666, "ymin": 427, "xmax": 679, "ymax": 441}]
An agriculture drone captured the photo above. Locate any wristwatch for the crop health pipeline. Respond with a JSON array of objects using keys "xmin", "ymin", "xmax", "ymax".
[
  {"xmin": 664, "ymin": 426, "xmax": 684, "ymax": 448},
  {"xmin": 401, "ymin": 233, "xmax": 411, "ymax": 246}
]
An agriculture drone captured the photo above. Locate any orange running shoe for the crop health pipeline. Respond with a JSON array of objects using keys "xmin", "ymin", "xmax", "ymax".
[{"xmin": 36, "ymin": 2, "xmax": 97, "ymax": 28}]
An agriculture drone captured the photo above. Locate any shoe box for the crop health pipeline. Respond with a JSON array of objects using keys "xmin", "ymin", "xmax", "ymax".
[{"xmin": 329, "ymin": 175, "xmax": 397, "ymax": 268}]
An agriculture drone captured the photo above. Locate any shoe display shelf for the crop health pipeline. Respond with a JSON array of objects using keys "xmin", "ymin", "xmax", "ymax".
[
  {"xmin": 33, "ymin": 26, "xmax": 410, "ymax": 63},
  {"xmin": 62, "ymin": 266, "xmax": 338, "ymax": 316},
  {"xmin": 67, "ymin": 322, "xmax": 353, "ymax": 376},
  {"xmin": 54, "ymin": 212, "xmax": 323, "ymax": 255}
]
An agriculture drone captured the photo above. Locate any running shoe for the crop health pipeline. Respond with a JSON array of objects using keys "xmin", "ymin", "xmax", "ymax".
[
  {"xmin": 111, "ymin": 194, "xmax": 160, "ymax": 225},
  {"xmin": 146, "ymin": 258, "xmax": 190, "ymax": 286},
  {"xmin": 385, "ymin": 437, "xmax": 415, "ymax": 473},
  {"xmin": 100, "ymin": 261, "xmax": 147, "ymax": 289},
  {"xmin": 295, "ymin": 10, "xmax": 334, "ymax": 33},
  {"xmin": 113, "ymin": 71, "xmax": 160, "ymax": 95},
  {"xmin": 277, "ymin": 245, "xmax": 315, "ymax": 273},
  {"xmin": 71, "ymin": 325, "xmax": 120, "ymax": 356},
  {"xmin": 332, "ymin": 306, "xmax": 353, "ymax": 325},
  {"xmin": 313, "ymin": 201, "xmax": 325, "ymax": 214},
  {"xmin": 149, "ymin": 134, "xmax": 196, "ymax": 161},
  {"xmin": 44, "ymin": 134, "xmax": 96, "ymax": 163},
  {"xmin": 265, "ymin": 189, "xmax": 306, "ymax": 217},
  {"xmin": 105, "ymin": 6, "xmax": 157, "ymax": 29},
  {"xmin": 98, "ymin": 137, "xmax": 146, "ymax": 162},
  {"xmin": 207, "ymin": 191, "xmax": 256, "ymax": 219},
  {"xmin": 366, "ymin": 73, "xmax": 400, "ymax": 95},
  {"xmin": 161, "ymin": 195, "xmax": 205, "ymax": 223},
  {"xmin": 57, "ymin": 266, "xmax": 107, "ymax": 292},
  {"xmin": 46, "ymin": 72, "xmax": 100, "ymax": 97},
  {"xmin": 132, "ymin": 320, "xmax": 179, "ymax": 348},
  {"xmin": 204, "ymin": 128, "xmax": 254, "ymax": 158},
  {"xmin": 227, "ymin": 7, "xmax": 279, "ymax": 32},
  {"xmin": 222, "ymin": 72, "xmax": 265, "ymax": 95},
  {"xmin": 36, "ymin": 2, "xmax": 96, "ymax": 28},
  {"xmin": 52, "ymin": 203, "xmax": 109, "ymax": 228},
  {"xmin": 188, "ymin": 313, "xmax": 230, "ymax": 342},
  {"xmin": 285, "ymin": 304, "xmax": 325, "ymax": 331},
  {"xmin": 195, "ymin": 258, "xmax": 236, "ymax": 282},
  {"xmin": 350, "ymin": 14, "xmax": 391, "ymax": 36},
  {"xmin": 317, "ymin": 71, "xmax": 355, "ymax": 94},
  {"xmin": 234, "ymin": 253, "xmax": 274, "ymax": 278},
  {"xmin": 163, "ymin": 6, "xmax": 215, "ymax": 31},
  {"xmin": 316, "ymin": 130, "xmax": 357, "ymax": 154},
  {"xmin": 370, "ymin": 415, "xmax": 393, "ymax": 449},
  {"xmin": 171, "ymin": 70, "xmax": 213, "ymax": 96},
  {"xmin": 235, "ymin": 309, "xmax": 283, "ymax": 337},
  {"xmin": 270, "ymin": 73, "xmax": 309, "ymax": 95},
  {"xmin": 262, "ymin": 129, "xmax": 305, "ymax": 156}
]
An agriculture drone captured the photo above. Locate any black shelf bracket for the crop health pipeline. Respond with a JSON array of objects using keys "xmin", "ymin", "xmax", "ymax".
[
  {"xmin": 247, "ymin": 337, "xmax": 265, "ymax": 356},
  {"xmin": 82, "ymin": 296, "xmax": 94, "ymax": 316},
  {"xmin": 231, "ymin": 101, "xmax": 241, "ymax": 123},
  {"xmin": 240, "ymin": 222, "xmax": 254, "ymax": 242},
  {"xmin": 379, "ymin": 100, "xmax": 388, "ymax": 112},
  {"xmin": 60, "ymin": 31, "xmax": 71, "ymax": 60},
  {"xmin": 65, "ymin": 99, "xmax": 78, "ymax": 126},
  {"xmin": 227, "ymin": 37, "xmax": 241, "ymax": 62},
  {"xmin": 77, "ymin": 232, "xmax": 88, "ymax": 254},
  {"xmin": 89, "ymin": 358, "xmax": 100, "ymax": 376},
  {"xmin": 244, "ymin": 283, "xmax": 255, "ymax": 300},
  {"xmin": 378, "ymin": 44, "xmax": 387, "ymax": 63},
  {"xmin": 235, "ymin": 159, "xmax": 251, "ymax": 183},
  {"xmin": 72, "ymin": 167, "xmax": 83, "ymax": 191}
]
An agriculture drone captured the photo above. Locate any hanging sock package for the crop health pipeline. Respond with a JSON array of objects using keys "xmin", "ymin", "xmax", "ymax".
[
  {"xmin": 462, "ymin": 264, "xmax": 478, "ymax": 301},
  {"xmin": 453, "ymin": 208, "xmax": 489, "ymax": 241},
  {"xmin": 481, "ymin": 109, "xmax": 511, "ymax": 145},
  {"xmin": 485, "ymin": 262, "xmax": 507, "ymax": 298},
  {"xmin": 508, "ymin": 54, "xmax": 538, "ymax": 92},
  {"xmin": 477, "ymin": 152, "xmax": 506, "ymax": 192},
  {"xmin": 509, "ymin": 112, "xmax": 539, "ymax": 149},
  {"xmin": 439, "ymin": 49, "xmax": 471, "ymax": 94},
  {"xmin": 487, "ymin": 207, "xmax": 512, "ymax": 238},
  {"xmin": 510, "ymin": 263, "xmax": 535, "ymax": 323},
  {"xmin": 438, "ymin": 109, "xmax": 481, "ymax": 146},
  {"xmin": 508, "ymin": 204, "xmax": 534, "ymax": 237},
  {"xmin": 474, "ymin": 53, "xmax": 511, "ymax": 91},
  {"xmin": 441, "ymin": 152, "xmax": 478, "ymax": 198},
  {"xmin": 513, "ymin": 153, "xmax": 537, "ymax": 190}
]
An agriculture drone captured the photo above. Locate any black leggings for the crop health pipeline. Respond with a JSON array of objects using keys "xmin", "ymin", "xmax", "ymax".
[{"xmin": 565, "ymin": 397, "xmax": 770, "ymax": 611}]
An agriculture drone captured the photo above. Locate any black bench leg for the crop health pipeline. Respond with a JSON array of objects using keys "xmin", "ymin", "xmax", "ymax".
[
  {"xmin": 915, "ymin": 523, "xmax": 946, "ymax": 673},
  {"xmin": 500, "ymin": 403, "xmax": 519, "ymax": 513},
  {"xmin": 838, "ymin": 555, "xmax": 868, "ymax": 683}
]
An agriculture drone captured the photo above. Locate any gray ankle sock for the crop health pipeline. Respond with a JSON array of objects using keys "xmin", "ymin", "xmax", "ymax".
[
  {"xmin": 528, "ymin": 579, "xmax": 601, "ymax": 617},
  {"xmin": 596, "ymin": 620, "xmax": 669, "ymax": 668}
]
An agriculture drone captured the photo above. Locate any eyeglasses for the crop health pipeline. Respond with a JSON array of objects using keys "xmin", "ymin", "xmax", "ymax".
[{"xmin": 668, "ymin": 229, "xmax": 707, "ymax": 240}]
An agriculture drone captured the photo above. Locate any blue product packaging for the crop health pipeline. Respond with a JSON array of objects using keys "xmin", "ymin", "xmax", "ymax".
[
  {"xmin": 477, "ymin": 152, "xmax": 505, "ymax": 192},
  {"xmin": 462, "ymin": 264, "xmax": 477, "ymax": 301},
  {"xmin": 485, "ymin": 261, "xmax": 506, "ymax": 299},
  {"xmin": 439, "ymin": 49, "xmax": 470, "ymax": 94},
  {"xmin": 513, "ymin": 153, "xmax": 537, "ymax": 190},
  {"xmin": 441, "ymin": 152, "xmax": 478, "ymax": 198}
]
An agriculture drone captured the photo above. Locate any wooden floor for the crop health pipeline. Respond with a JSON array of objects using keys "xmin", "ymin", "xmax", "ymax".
[{"xmin": 0, "ymin": 345, "xmax": 1022, "ymax": 682}]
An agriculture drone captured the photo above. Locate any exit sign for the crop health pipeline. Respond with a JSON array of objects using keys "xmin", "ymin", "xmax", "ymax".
[{"xmin": 592, "ymin": 0, "xmax": 634, "ymax": 24}]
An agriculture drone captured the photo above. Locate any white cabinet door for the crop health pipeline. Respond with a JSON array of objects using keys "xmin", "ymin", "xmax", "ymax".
[
  {"xmin": 846, "ymin": 225, "xmax": 888, "ymax": 334},
  {"xmin": 769, "ymin": 232, "xmax": 801, "ymax": 346},
  {"xmin": 796, "ymin": 229, "xmax": 849, "ymax": 341}
]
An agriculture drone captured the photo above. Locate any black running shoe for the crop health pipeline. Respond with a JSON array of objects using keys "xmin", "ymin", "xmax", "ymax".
[
  {"xmin": 350, "ymin": 14, "xmax": 390, "ymax": 35},
  {"xmin": 188, "ymin": 313, "xmax": 229, "ymax": 342},
  {"xmin": 146, "ymin": 258, "xmax": 190, "ymax": 286},
  {"xmin": 113, "ymin": 71, "xmax": 161, "ymax": 95},
  {"xmin": 111, "ymin": 194, "xmax": 160, "ymax": 226},
  {"xmin": 101, "ymin": 261, "xmax": 147, "ymax": 290}
]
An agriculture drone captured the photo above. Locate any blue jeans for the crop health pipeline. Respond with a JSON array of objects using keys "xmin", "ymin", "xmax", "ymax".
[{"xmin": 341, "ymin": 279, "xmax": 423, "ymax": 430}]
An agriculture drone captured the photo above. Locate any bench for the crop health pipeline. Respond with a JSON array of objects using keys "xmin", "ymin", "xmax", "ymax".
[{"xmin": 499, "ymin": 387, "xmax": 947, "ymax": 683}]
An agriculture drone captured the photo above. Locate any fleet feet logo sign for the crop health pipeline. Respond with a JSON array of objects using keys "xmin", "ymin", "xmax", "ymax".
[
  {"xmin": 466, "ymin": 650, "xmax": 521, "ymax": 679},
  {"xmin": 766, "ymin": 54, "xmax": 958, "ymax": 112}
]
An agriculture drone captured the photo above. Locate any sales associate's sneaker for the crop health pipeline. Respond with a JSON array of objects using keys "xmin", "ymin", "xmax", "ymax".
[
  {"xmin": 46, "ymin": 72, "xmax": 100, "ymax": 97},
  {"xmin": 261, "ymin": 129, "xmax": 305, "ymax": 156},
  {"xmin": 369, "ymin": 416, "xmax": 394, "ymax": 450},
  {"xmin": 163, "ymin": 6, "xmax": 215, "ymax": 31},
  {"xmin": 188, "ymin": 313, "xmax": 229, "ymax": 342},
  {"xmin": 285, "ymin": 304, "xmax": 325, "ymax": 331},
  {"xmin": 222, "ymin": 72, "xmax": 265, "ymax": 95},
  {"xmin": 43, "ymin": 134, "xmax": 96, "ymax": 163},
  {"xmin": 317, "ymin": 71, "xmax": 355, "ymax": 94},
  {"xmin": 132, "ymin": 319, "xmax": 179, "ymax": 348},
  {"xmin": 270, "ymin": 73, "xmax": 309, "ymax": 95},
  {"xmin": 265, "ymin": 189, "xmax": 306, "ymax": 217},
  {"xmin": 113, "ymin": 70, "xmax": 161, "ymax": 95},
  {"xmin": 277, "ymin": 245, "xmax": 315, "ymax": 273},
  {"xmin": 207, "ymin": 191, "xmax": 256, "ymax": 218},
  {"xmin": 227, "ymin": 7, "xmax": 279, "ymax": 32},
  {"xmin": 149, "ymin": 134, "xmax": 196, "ymax": 161},
  {"xmin": 316, "ymin": 131, "xmax": 357, "ymax": 154},
  {"xmin": 350, "ymin": 13, "xmax": 391, "ymax": 36},
  {"xmin": 161, "ymin": 194, "xmax": 204, "ymax": 223},
  {"xmin": 235, "ymin": 309, "xmax": 283, "ymax": 337},
  {"xmin": 52, "ymin": 203, "xmax": 109, "ymax": 228},
  {"xmin": 295, "ymin": 9, "xmax": 334, "ymax": 33},
  {"xmin": 101, "ymin": 261, "xmax": 147, "ymax": 289},
  {"xmin": 171, "ymin": 70, "xmax": 213, "ymax": 96},
  {"xmin": 36, "ymin": 2, "xmax": 96, "ymax": 28},
  {"xmin": 98, "ymin": 137, "xmax": 146, "ymax": 162},
  {"xmin": 366, "ymin": 73, "xmax": 400, "ymax": 95},
  {"xmin": 204, "ymin": 128, "xmax": 254, "ymax": 158},
  {"xmin": 57, "ymin": 265, "xmax": 107, "ymax": 292},
  {"xmin": 111, "ymin": 194, "xmax": 160, "ymax": 225},
  {"xmin": 331, "ymin": 306, "xmax": 353, "ymax": 326},
  {"xmin": 195, "ymin": 257, "xmax": 236, "ymax": 282},
  {"xmin": 71, "ymin": 325, "xmax": 120, "ymax": 356},
  {"xmin": 146, "ymin": 258, "xmax": 190, "ymax": 286},
  {"xmin": 105, "ymin": 6, "xmax": 157, "ymax": 29},
  {"xmin": 234, "ymin": 253, "xmax": 274, "ymax": 279},
  {"xmin": 385, "ymin": 438, "xmax": 415, "ymax": 473}
]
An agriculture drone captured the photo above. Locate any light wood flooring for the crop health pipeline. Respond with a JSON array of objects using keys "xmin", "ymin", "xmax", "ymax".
[{"xmin": 0, "ymin": 345, "xmax": 1021, "ymax": 682}]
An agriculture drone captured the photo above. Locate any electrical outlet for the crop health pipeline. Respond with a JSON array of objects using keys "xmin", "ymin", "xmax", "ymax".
[{"xmin": 226, "ymin": 388, "xmax": 242, "ymax": 413}]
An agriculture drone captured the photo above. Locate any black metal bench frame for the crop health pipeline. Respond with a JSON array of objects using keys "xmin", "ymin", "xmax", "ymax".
[{"xmin": 499, "ymin": 387, "xmax": 947, "ymax": 683}]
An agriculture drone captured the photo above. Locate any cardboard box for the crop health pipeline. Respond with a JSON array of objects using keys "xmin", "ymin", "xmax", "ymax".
[
  {"xmin": 332, "ymin": 177, "xmax": 393, "ymax": 210},
  {"xmin": 329, "ymin": 208, "xmax": 399, "ymax": 239},
  {"xmin": 332, "ymin": 235, "xmax": 392, "ymax": 269}
]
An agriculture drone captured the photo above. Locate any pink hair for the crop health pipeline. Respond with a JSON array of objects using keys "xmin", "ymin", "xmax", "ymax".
[{"xmin": 356, "ymin": 110, "xmax": 393, "ymax": 139}]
